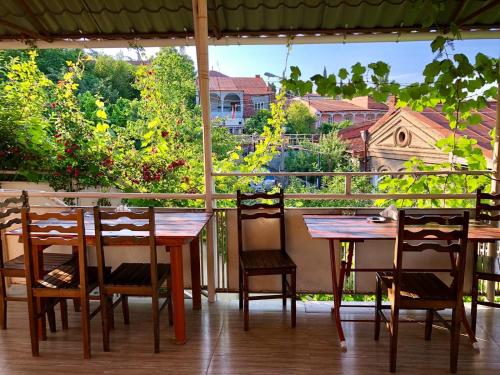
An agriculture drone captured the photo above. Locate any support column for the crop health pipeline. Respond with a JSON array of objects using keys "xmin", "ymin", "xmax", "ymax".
[
  {"xmin": 193, "ymin": 0, "xmax": 216, "ymax": 302},
  {"xmin": 488, "ymin": 80, "xmax": 500, "ymax": 302}
]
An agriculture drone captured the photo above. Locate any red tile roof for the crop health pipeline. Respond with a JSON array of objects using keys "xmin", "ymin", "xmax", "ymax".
[
  {"xmin": 208, "ymin": 71, "xmax": 271, "ymax": 95},
  {"xmin": 303, "ymin": 98, "xmax": 385, "ymax": 113},
  {"xmin": 338, "ymin": 121, "xmax": 374, "ymax": 157}
]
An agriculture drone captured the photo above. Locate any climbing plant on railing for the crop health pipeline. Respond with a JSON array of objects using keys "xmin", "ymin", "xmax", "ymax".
[{"xmin": 283, "ymin": 34, "xmax": 499, "ymax": 207}]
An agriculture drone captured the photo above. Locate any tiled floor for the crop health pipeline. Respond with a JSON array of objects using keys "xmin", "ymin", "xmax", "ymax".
[{"xmin": 0, "ymin": 292, "xmax": 498, "ymax": 374}]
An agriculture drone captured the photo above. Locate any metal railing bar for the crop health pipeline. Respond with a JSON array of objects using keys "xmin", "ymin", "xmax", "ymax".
[{"xmin": 212, "ymin": 170, "xmax": 491, "ymax": 177}]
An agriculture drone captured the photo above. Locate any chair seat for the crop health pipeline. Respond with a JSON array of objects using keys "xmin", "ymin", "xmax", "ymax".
[
  {"xmin": 378, "ymin": 272, "xmax": 454, "ymax": 301},
  {"xmin": 3, "ymin": 253, "xmax": 75, "ymax": 272},
  {"xmin": 240, "ymin": 250, "xmax": 296, "ymax": 272},
  {"xmin": 106, "ymin": 263, "xmax": 170, "ymax": 286},
  {"xmin": 37, "ymin": 263, "xmax": 101, "ymax": 290}
]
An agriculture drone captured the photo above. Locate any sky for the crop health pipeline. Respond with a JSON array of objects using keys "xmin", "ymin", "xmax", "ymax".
[{"xmin": 96, "ymin": 38, "xmax": 499, "ymax": 85}]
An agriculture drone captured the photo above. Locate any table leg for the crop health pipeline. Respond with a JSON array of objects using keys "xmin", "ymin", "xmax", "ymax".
[
  {"xmin": 190, "ymin": 237, "xmax": 202, "ymax": 310},
  {"xmin": 461, "ymin": 303, "xmax": 479, "ymax": 351},
  {"xmin": 170, "ymin": 245, "xmax": 186, "ymax": 344},
  {"xmin": 329, "ymin": 239, "xmax": 346, "ymax": 351}
]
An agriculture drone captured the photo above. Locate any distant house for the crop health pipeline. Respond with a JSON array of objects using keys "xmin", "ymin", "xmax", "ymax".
[
  {"xmin": 340, "ymin": 101, "xmax": 497, "ymax": 172},
  {"xmin": 295, "ymin": 96, "xmax": 388, "ymax": 129},
  {"xmin": 204, "ymin": 71, "xmax": 274, "ymax": 134}
]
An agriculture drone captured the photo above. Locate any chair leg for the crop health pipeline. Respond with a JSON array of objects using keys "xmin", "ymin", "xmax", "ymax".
[
  {"xmin": 60, "ymin": 299, "xmax": 68, "ymax": 330},
  {"xmin": 80, "ymin": 296, "xmax": 91, "ymax": 359},
  {"xmin": 73, "ymin": 298, "xmax": 81, "ymax": 312},
  {"xmin": 243, "ymin": 272, "xmax": 249, "ymax": 331},
  {"xmin": 47, "ymin": 302, "xmax": 57, "ymax": 333},
  {"xmin": 108, "ymin": 296, "xmax": 115, "ymax": 330},
  {"xmin": 122, "ymin": 295, "xmax": 130, "ymax": 325},
  {"xmin": 471, "ymin": 274, "xmax": 478, "ymax": 335},
  {"xmin": 167, "ymin": 273, "xmax": 173, "ymax": 327},
  {"xmin": 425, "ymin": 309, "xmax": 433, "ymax": 341},
  {"xmin": 450, "ymin": 307, "xmax": 462, "ymax": 373},
  {"xmin": 100, "ymin": 293, "xmax": 110, "ymax": 352},
  {"xmin": 238, "ymin": 264, "xmax": 243, "ymax": 310},
  {"xmin": 374, "ymin": 276, "xmax": 382, "ymax": 341},
  {"xmin": 26, "ymin": 292, "xmax": 39, "ymax": 357},
  {"xmin": 291, "ymin": 270, "xmax": 296, "ymax": 328},
  {"xmin": 152, "ymin": 292, "xmax": 160, "ymax": 353},
  {"xmin": 389, "ymin": 305, "xmax": 399, "ymax": 373},
  {"xmin": 0, "ymin": 274, "xmax": 7, "ymax": 330},
  {"xmin": 282, "ymin": 274, "xmax": 287, "ymax": 308}
]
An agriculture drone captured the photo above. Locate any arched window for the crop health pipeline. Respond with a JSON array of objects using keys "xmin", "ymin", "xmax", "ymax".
[{"xmin": 223, "ymin": 93, "xmax": 241, "ymax": 114}]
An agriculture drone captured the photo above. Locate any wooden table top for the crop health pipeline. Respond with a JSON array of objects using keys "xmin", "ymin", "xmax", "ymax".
[
  {"xmin": 7, "ymin": 212, "xmax": 212, "ymax": 246},
  {"xmin": 303, "ymin": 215, "xmax": 500, "ymax": 242}
]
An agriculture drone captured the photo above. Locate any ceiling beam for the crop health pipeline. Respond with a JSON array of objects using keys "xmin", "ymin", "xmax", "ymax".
[
  {"xmin": 457, "ymin": 0, "xmax": 500, "ymax": 25},
  {"xmin": 0, "ymin": 28, "xmax": 498, "ymax": 49},
  {"xmin": 0, "ymin": 18, "xmax": 51, "ymax": 42}
]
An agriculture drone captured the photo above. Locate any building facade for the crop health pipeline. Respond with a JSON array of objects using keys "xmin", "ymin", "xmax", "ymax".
[
  {"xmin": 204, "ymin": 71, "xmax": 274, "ymax": 134},
  {"xmin": 340, "ymin": 101, "xmax": 497, "ymax": 173},
  {"xmin": 296, "ymin": 95, "xmax": 388, "ymax": 129}
]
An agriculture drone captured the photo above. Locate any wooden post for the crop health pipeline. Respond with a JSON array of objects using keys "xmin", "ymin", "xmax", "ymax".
[
  {"xmin": 488, "ymin": 80, "xmax": 500, "ymax": 302},
  {"xmin": 192, "ymin": 0, "xmax": 216, "ymax": 302}
]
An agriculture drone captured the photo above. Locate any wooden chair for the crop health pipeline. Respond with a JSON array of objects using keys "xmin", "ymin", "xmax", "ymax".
[
  {"xmin": 93, "ymin": 206, "xmax": 172, "ymax": 353},
  {"xmin": 236, "ymin": 189, "xmax": 297, "ymax": 331},
  {"xmin": 0, "ymin": 192, "xmax": 74, "ymax": 331},
  {"xmin": 374, "ymin": 210, "xmax": 469, "ymax": 373},
  {"xmin": 471, "ymin": 189, "xmax": 500, "ymax": 333},
  {"xmin": 22, "ymin": 207, "xmax": 100, "ymax": 358}
]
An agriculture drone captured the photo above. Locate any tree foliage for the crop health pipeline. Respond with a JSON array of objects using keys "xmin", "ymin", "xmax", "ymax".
[{"xmin": 286, "ymin": 101, "xmax": 316, "ymax": 134}]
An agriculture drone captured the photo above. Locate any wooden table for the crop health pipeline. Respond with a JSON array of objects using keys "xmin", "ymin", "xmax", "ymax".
[
  {"xmin": 8, "ymin": 211, "xmax": 212, "ymax": 345},
  {"xmin": 303, "ymin": 214, "xmax": 500, "ymax": 351}
]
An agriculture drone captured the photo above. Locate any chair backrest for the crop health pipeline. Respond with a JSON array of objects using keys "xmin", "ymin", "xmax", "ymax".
[
  {"xmin": 475, "ymin": 189, "xmax": 500, "ymax": 223},
  {"xmin": 93, "ymin": 207, "xmax": 158, "ymax": 285},
  {"xmin": 236, "ymin": 189, "xmax": 285, "ymax": 256},
  {"xmin": 0, "ymin": 191, "xmax": 29, "ymax": 267},
  {"xmin": 394, "ymin": 210, "xmax": 469, "ymax": 302},
  {"xmin": 0, "ymin": 191, "xmax": 28, "ymax": 230},
  {"xmin": 21, "ymin": 208, "xmax": 87, "ymax": 287}
]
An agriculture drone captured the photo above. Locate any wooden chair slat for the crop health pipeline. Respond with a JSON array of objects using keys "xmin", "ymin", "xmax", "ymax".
[
  {"xmin": 28, "ymin": 224, "xmax": 79, "ymax": 234},
  {"xmin": 99, "ymin": 211, "xmax": 150, "ymax": 220},
  {"xmin": 476, "ymin": 202, "xmax": 500, "ymax": 210},
  {"xmin": 402, "ymin": 242, "xmax": 462, "ymax": 253},
  {"xmin": 240, "ymin": 212, "xmax": 281, "ymax": 220},
  {"xmin": 476, "ymin": 192, "xmax": 500, "ymax": 200},
  {"xmin": 238, "ymin": 202, "xmax": 281, "ymax": 210},
  {"xmin": 28, "ymin": 212, "xmax": 79, "ymax": 221},
  {"xmin": 402, "ymin": 229, "xmax": 463, "ymax": 240},
  {"xmin": 0, "ymin": 217, "xmax": 21, "ymax": 230},
  {"xmin": 477, "ymin": 213, "xmax": 500, "ymax": 221},
  {"xmin": 100, "ymin": 222, "xmax": 151, "ymax": 232},
  {"xmin": 237, "ymin": 191, "xmax": 282, "ymax": 200},
  {"xmin": 403, "ymin": 215, "xmax": 464, "ymax": 226},
  {"xmin": 0, "ymin": 196, "xmax": 25, "ymax": 208},
  {"xmin": 0, "ymin": 206, "xmax": 21, "ymax": 220},
  {"xmin": 29, "ymin": 236, "xmax": 80, "ymax": 246}
]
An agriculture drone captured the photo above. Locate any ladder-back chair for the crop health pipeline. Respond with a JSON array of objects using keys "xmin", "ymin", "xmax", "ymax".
[
  {"xmin": 237, "ymin": 189, "xmax": 297, "ymax": 331},
  {"xmin": 93, "ymin": 206, "xmax": 172, "ymax": 353},
  {"xmin": 0, "ymin": 192, "xmax": 74, "ymax": 331},
  {"xmin": 471, "ymin": 190, "xmax": 500, "ymax": 333},
  {"xmin": 374, "ymin": 210, "xmax": 469, "ymax": 373},
  {"xmin": 22, "ymin": 208, "xmax": 99, "ymax": 359}
]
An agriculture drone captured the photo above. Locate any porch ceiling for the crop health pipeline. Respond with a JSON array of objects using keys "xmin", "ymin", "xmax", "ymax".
[{"xmin": 0, "ymin": 0, "xmax": 499, "ymax": 48}]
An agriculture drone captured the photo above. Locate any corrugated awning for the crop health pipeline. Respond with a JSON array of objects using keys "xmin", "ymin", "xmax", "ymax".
[{"xmin": 0, "ymin": 0, "xmax": 499, "ymax": 48}]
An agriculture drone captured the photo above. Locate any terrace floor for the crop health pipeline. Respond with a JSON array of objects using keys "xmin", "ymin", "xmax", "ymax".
[{"xmin": 0, "ymin": 292, "xmax": 499, "ymax": 374}]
